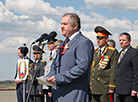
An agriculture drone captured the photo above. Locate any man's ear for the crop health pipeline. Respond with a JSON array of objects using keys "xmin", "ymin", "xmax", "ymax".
[
  {"xmin": 73, "ymin": 23, "xmax": 78, "ymax": 31},
  {"xmin": 106, "ymin": 37, "xmax": 108, "ymax": 42}
]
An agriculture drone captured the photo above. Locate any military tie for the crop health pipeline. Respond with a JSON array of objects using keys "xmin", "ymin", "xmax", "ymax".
[
  {"xmin": 118, "ymin": 50, "xmax": 125, "ymax": 63},
  {"xmin": 98, "ymin": 49, "xmax": 101, "ymax": 57},
  {"xmin": 50, "ymin": 51, "xmax": 52, "ymax": 56},
  {"xmin": 49, "ymin": 51, "xmax": 53, "ymax": 60}
]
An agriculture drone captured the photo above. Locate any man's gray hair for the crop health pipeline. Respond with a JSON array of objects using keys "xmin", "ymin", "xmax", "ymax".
[{"xmin": 62, "ymin": 13, "xmax": 81, "ymax": 30}]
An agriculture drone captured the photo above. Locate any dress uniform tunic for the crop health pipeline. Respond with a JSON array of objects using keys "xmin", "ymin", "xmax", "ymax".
[
  {"xmin": 27, "ymin": 59, "xmax": 46, "ymax": 102},
  {"xmin": 90, "ymin": 45, "xmax": 118, "ymax": 101}
]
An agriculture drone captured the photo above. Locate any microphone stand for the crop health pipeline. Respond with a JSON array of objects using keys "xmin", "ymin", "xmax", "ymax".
[
  {"xmin": 29, "ymin": 43, "xmax": 33, "ymax": 60},
  {"xmin": 26, "ymin": 43, "xmax": 45, "ymax": 102}
]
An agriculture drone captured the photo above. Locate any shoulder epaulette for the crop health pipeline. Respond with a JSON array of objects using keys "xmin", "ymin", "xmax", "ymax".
[
  {"xmin": 107, "ymin": 46, "xmax": 115, "ymax": 51},
  {"xmin": 41, "ymin": 60, "xmax": 46, "ymax": 63},
  {"xmin": 109, "ymin": 83, "xmax": 115, "ymax": 88},
  {"xmin": 29, "ymin": 63, "xmax": 33, "ymax": 67},
  {"xmin": 95, "ymin": 48, "xmax": 99, "ymax": 52},
  {"xmin": 90, "ymin": 61, "xmax": 95, "ymax": 68}
]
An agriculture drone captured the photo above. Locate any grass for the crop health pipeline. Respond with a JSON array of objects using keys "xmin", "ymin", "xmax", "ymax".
[{"xmin": 0, "ymin": 83, "xmax": 16, "ymax": 90}]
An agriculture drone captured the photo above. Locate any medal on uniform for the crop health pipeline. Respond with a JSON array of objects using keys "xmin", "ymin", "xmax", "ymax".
[{"xmin": 99, "ymin": 55, "xmax": 110, "ymax": 69}]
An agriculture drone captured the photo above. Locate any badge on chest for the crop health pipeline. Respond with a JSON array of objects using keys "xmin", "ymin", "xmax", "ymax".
[{"xmin": 99, "ymin": 55, "xmax": 110, "ymax": 69}]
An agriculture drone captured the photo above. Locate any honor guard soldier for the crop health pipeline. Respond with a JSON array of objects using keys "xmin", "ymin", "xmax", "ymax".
[
  {"xmin": 26, "ymin": 45, "xmax": 46, "ymax": 102},
  {"xmin": 90, "ymin": 26, "xmax": 118, "ymax": 102}
]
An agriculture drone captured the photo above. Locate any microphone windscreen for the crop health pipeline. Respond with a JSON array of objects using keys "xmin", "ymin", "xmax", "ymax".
[
  {"xmin": 41, "ymin": 33, "xmax": 48, "ymax": 38},
  {"xmin": 49, "ymin": 31, "xmax": 57, "ymax": 38}
]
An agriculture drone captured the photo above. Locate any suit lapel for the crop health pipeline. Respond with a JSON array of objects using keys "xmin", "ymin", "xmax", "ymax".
[
  {"xmin": 116, "ymin": 52, "xmax": 121, "ymax": 67},
  {"xmin": 52, "ymin": 32, "xmax": 82, "ymax": 73},
  {"xmin": 68, "ymin": 32, "xmax": 82, "ymax": 47},
  {"xmin": 94, "ymin": 46, "xmax": 108, "ymax": 66},
  {"xmin": 117, "ymin": 46, "xmax": 132, "ymax": 65},
  {"xmin": 123, "ymin": 46, "xmax": 132, "ymax": 58},
  {"xmin": 94, "ymin": 49, "xmax": 100, "ymax": 66},
  {"xmin": 53, "ymin": 32, "xmax": 82, "ymax": 66}
]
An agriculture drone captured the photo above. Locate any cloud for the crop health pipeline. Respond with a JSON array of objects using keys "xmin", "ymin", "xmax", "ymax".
[
  {"xmin": 0, "ymin": 0, "xmax": 76, "ymax": 38},
  {"xmin": 37, "ymin": 16, "xmax": 60, "ymax": 33},
  {"xmin": 84, "ymin": 0, "xmax": 138, "ymax": 11},
  {"xmin": 0, "ymin": 1, "xmax": 62, "ymax": 39},
  {"xmin": 80, "ymin": 12, "xmax": 107, "ymax": 30},
  {"xmin": 80, "ymin": 11, "xmax": 136, "ymax": 33},
  {"xmin": 79, "ymin": 11, "xmax": 138, "ymax": 50},
  {"xmin": 5, "ymin": 0, "xmax": 75, "ymax": 19},
  {"xmin": 81, "ymin": 30, "xmax": 97, "ymax": 47},
  {"xmin": 0, "ymin": 37, "xmax": 34, "ymax": 53},
  {"xmin": 0, "ymin": 0, "xmax": 138, "ymax": 53}
]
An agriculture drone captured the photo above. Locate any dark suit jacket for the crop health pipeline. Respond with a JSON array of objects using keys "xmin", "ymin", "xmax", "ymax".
[
  {"xmin": 47, "ymin": 32, "xmax": 94, "ymax": 102},
  {"xmin": 115, "ymin": 46, "xmax": 138, "ymax": 94}
]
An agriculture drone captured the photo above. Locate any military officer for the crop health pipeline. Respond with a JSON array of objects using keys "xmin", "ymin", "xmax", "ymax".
[
  {"xmin": 90, "ymin": 26, "xmax": 118, "ymax": 102},
  {"xmin": 26, "ymin": 45, "xmax": 46, "ymax": 102}
]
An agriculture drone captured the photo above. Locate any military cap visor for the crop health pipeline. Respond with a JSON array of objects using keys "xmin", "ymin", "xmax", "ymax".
[
  {"xmin": 95, "ymin": 26, "xmax": 112, "ymax": 38},
  {"xmin": 96, "ymin": 36, "xmax": 107, "ymax": 39},
  {"xmin": 33, "ymin": 45, "xmax": 45, "ymax": 54},
  {"xmin": 46, "ymin": 38, "xmax": 57, "ymax": 44},
  {"xmin": 46, "ymin": 41, "xmax": 55, "ymax": 44},
  {"xmin": 33, "ymin": 51, "xmax": 41, "ymax": 54}
]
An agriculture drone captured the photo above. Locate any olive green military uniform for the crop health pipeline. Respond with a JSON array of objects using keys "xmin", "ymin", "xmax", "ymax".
[
  {"xmin": 90, "ymin": 45, "xmax": 118, "ymax": 102},
  {"xmin": 27, "ymin": 59, "xmax": 46, "ymax": 102},
  {"xmin": 26, "ymin": 45, "xmax": 46, "ymax": 102}
]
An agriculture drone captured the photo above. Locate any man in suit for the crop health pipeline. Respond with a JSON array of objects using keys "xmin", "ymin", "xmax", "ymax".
[
  {"xmin": 47, "ymin": 13, "xmax": 94, "ymax": 102},
  {"xmin": 115, "ymin": 32, "xmax": 138, "ymax": 102},
  {"xmin": 26, "ymin": 45, "xmax": 46, "ymax": 102},
  {"xmin": 90, "ymin": 26, "xmax": 118, "ymax": 102},
  {"xmin": 14, "ymin": 45, "xmax": 33, "ymax": 102}
]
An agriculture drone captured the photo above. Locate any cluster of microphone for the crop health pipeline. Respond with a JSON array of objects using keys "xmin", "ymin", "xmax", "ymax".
[{"xmin": 32, "ymin": 31, "xmax": 57, "ymax": 45}]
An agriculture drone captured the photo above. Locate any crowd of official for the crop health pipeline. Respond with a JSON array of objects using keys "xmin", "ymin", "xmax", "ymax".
[{"xmin": 14, "ymin": 13, "xmax": 138, "ymax": 102}]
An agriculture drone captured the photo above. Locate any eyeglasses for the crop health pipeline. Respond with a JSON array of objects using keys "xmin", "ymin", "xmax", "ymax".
[{"xmin": 96, "ymin": 36, "xmax": 106, "ymax": 40}]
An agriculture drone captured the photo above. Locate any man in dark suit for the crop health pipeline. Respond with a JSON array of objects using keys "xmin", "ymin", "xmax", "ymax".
[
  {"xmin": 47, "ymin": 13, "xmax": 94, "ymax": 102},
  {"xmin": 90, "ymin": 26, "xmax": 118, "ymax": 102},
  {"xmin": 26, "ymin": 45, "xmax": 46, "ymax": 102},
  {"xmin": 115, "ymin": 32, "xmax": 138, "ymax": 102}
]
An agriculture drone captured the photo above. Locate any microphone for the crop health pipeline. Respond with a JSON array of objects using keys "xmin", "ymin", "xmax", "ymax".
[
  {"xmin": 44, "ymin": 31, "xmax": 57, "ymax": 40},
  {"xmin": 32, "ymin": 33, "xmax": 48, "ymax": 44}
]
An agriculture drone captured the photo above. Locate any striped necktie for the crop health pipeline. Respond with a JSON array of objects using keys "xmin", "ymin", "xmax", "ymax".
[
  {"xmin": 64, "ymin": 38, "xmax": 70, "ymax": 46},
  {"xmin": 118, "ymin": 50, "xmax": 125, "ymax": 63}
]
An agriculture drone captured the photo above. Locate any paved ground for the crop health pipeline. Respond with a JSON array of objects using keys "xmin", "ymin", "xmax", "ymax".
[
  {"xmin": 0, "ymin": 90, "xmax": 17, "ymax": 102},
  {"xmin": 0, "ymin": 90, "xmax": 47, "ymax": 102},
  {"xmin": 0, "ymin": 90, "xmax": 116, "ymax": 102}
]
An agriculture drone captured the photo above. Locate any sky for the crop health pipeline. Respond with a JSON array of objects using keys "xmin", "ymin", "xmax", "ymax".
[{"xmin": 0, "ymin": 0, "xmax": 138, "ymax": 81}]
